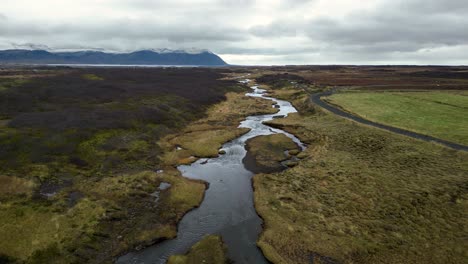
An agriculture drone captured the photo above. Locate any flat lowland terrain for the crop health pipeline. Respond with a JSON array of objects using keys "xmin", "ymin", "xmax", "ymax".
[
  {"xmin": 258, "ymin": 65, "xmax": 468, "ymax": 89},
  {"xmin": 326, "ymin": 91, "xmax": 468, "ymax": 145},
  {"xmin": 0, "ymin": 67, "xmax": 274, "ymax": 263},
  {"xmin": 253, "ymin": 72, "xmax": 468, "ymax": 264},
  {"xmin": 1, "ymin": 65, "xmax": 467, "ymax": 264}
]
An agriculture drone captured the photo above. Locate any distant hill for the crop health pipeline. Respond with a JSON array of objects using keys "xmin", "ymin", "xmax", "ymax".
[{"xmin": 0, "ymin": 49, "xmax": 228, "ymax": 66}]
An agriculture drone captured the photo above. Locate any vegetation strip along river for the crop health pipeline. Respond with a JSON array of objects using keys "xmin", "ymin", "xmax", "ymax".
[{"xmin": 118, "ymin": 78, "xmax": 306, "ymax": 263}]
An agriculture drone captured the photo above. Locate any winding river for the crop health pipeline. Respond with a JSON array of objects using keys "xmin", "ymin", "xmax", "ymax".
[{"xmin": 118, "ymin": 79, "xmax": 306, "ymax": 264}]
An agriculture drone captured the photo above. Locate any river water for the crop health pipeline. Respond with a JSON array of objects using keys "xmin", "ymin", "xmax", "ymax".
[{"xmin": 117, "ymin": 79, "xmax": 306, "ymax": 264}]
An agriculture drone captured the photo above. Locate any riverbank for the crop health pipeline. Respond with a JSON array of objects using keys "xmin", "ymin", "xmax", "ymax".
[
  {"xmin": 159, "ymin": 91, "xmax": 278, "ymax": 167},
  {"xmin": 0, "ymin": 68, "xmax": 275, "ymax": 263},
  {"xmin": 118, "ymin": 79, "xmax": 299, "ymax": 264},
  {"xmin": 243, "ymin": 134, "xmax": 302, "ymax": 173},
  {"xmin": 253, "ymin": 82, "xmax": 468, "ymax": 263},
  {"xmin": 167, "ymin": 235, "xmax": 227, "ymax": 264}
]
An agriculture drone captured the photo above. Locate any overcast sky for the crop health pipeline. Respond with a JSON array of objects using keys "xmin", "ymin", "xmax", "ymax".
[{"xmin": 1, "ymin": 0, "xmax": 467, "ymax": 65}]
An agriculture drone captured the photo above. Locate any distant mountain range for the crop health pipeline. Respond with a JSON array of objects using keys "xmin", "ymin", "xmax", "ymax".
[{"xmin": 0, "ymin": 49, "xmax": 228, "ymax": 66}]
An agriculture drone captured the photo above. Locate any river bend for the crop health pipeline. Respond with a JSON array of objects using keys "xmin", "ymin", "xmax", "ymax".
[{"xmin": 118, "ymin": 79, "xmax": 306, "ymax": 263}]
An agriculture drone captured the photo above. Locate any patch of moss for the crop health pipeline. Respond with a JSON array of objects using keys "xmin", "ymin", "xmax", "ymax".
[
  {"xmin": 244, "ymin": 134, "xmax": 300, "ymax": 173},
  {"xmin": 171, "ymin": 128, "xmax": 250, "ymax": 158},
  {"xmin": 0, "ymin": 198, "xmax": 105, "ymax": 262},
  {"xmin": 168, "ymin": 235, "xmax": 227, "ymax": 264},
  {"xmin": 0, "ymin": 79, "xmax": 29, "ymax": 92},
  {"xmin": 82, "ymin": 74, "xmax": 104, "ymax": 81},
  {"xmin": 0, "ymin": 175, "xmax": 36, "ymax": 199}
]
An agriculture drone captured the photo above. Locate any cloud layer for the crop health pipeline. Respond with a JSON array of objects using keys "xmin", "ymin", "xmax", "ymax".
[{"xmin": 0, "ymin": 0, "xmax": 467, "ymax": 65}]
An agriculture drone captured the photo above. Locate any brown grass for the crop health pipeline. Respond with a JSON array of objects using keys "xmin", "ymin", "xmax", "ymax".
[
  {"xmin": 245, "ymin": 134, "xmax": 300, "ymax": 173},
  {"xmin": 0, "ymin": 175, "xmax": 35, "ymax": 199},
  {"xmin": 253, "ymin": 83, "xmax": 468, "ymax": 264},
  {"xmin": 161, "ymin": 92, "xmax": 278, "ymax": 166},
  {"xmin": 0, "ymin": 69, "xmax": 253, "ymax": 263}
]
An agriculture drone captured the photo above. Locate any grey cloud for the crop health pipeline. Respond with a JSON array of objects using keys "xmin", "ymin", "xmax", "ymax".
[
  {"xmin": 249, "ymin": 20, "xmax": 299, "ymax": 38},
  {"xmin": 392, "ymin": 0, "xmax": 468, "ymax": 14},
  {"xmin": 249, "ymin": 0, "xmax": 468, "ymax": 55},
  {"xmin": 217, "ymin": 45, "xmax": 319, "ymax": 55},
  {"xmin": 307, "ymin": 15, "xmax": 468, "ymax": 48},
  {"xmin": 324, "ymin": 44, "xmax": 468, "ymax": 65},
  {"xmin": 280, "ymin": 0, "xmax": 315, "ymax": 7},
  {"xmin": 0, "ymin": 21, "xmax": 46, "ymax": 36},
  {"xmin": 218, "ymin": 0, "xmax": 255, "ymax": 6},
  {"xmin": 0, "ymin": 18, "xmax": 246, "ymax": 43},
  {"xmin": 74, "ymin": 20, "xmax": 246, "ymax": 42},
  {"xmin": 10, "ymin": 43, "xmax": 51, "ymax": 50},
  {"xmin": 112, "ymin": 0, "xmax": 254, "ymax": 12},
  {"xmin": 0, "ymin": 0, "xmax": 467, "ymax": 65}
]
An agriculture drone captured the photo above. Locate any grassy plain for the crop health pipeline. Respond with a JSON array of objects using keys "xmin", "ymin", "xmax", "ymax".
[
  {"xmin": 0, "ymin": 68, "xmax": 255, "ymax": 263},
  {"xmin": 2, "ymin": 65, "xmax": 467, "ymax": 263},
  {"xmin": 326, "ymin": 91, "xmax": 468, "ymax": 145},
  {"xmin": 253, "ymin": 75, "xmax": 468, "ymax": 264}
]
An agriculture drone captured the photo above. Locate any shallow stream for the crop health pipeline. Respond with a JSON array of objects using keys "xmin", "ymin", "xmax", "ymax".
[{"xmin": 118, "ymin": 80, "xmax": 306, "ymax": 263}]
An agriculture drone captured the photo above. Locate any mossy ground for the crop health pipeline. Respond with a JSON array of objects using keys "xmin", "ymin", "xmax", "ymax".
[
  {"xmin": 0, "ymin": 175, "xmax": 36, "ymax": 199},
  {"xmin": 244, "ymin": 134, "xmax": 300, "ymax": 173},
  {"xmin": 161, "ymin": 92, "xmax": 278, "ymax": 166},
  {"xmin": 0, "ymin": 79, "xmax": 29, "ymax": 92},
  {"xmin": 0, "ymin": 168, "xmax": 206, "ymax": 264},
  {"xmin": 253, "ymin": 81, "xmax": 468, "ymax": 264},
  {"xmin": 0, "ymin": 68, "xmax": 256, "ymax": 263},
  {"xmin": 81, "ymin": 74, "xmax": 104, "ymax": 81},
  {"xmin": 167, "ymin": 235, "xmax": 227, "ymax": 264}
]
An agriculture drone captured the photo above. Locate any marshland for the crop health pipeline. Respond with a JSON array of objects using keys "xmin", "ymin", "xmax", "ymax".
[{"xmin": 0, "ymin": 65, "xmax": 467, "ymax": 264}]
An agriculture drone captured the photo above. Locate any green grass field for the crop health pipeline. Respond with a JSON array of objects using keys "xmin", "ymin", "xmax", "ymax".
[
  {"xmin": 254, "ymin": 84, "xmax": 468, "ymax": 264},
  {"xmin": 326, "ymin": 91, "xmax": 468, "ymax": 145}
]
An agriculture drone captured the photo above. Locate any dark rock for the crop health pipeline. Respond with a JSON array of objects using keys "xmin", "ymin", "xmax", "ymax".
[
  {"xmin": 283, "ymin": 160, "xmax": 299, "ymax": 167},
  {"xmin": 272, "ymin": 115, "xmax": 286, "ymax": 119}
]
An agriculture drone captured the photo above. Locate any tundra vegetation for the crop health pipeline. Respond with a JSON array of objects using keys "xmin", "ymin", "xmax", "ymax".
[
  {"xmin": 1, "ymin": 65, "xmax": 467, "ymax": 264},
  {"xmin": 252, "ymin": 68, "xmax": 468, "ymax": 264},
  {"xmin": 167, "ymin": 235, "xmax": 227, "ymax": 264},
  {"xmin": 160, "ymin": 91, "xmax": 277, "ymax": 166},
  {"xmin": 0, "ymin": 67, "xmax": 269, "ymax": 263},
  {"xmin": 244, "ymin": 134, "xmax": 301, "ymax": 173}
]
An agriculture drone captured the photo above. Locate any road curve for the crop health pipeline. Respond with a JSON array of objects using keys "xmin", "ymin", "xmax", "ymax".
[{"xmin": 310, "ymin": 90, "xmax": 468, "ymax": 152}]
